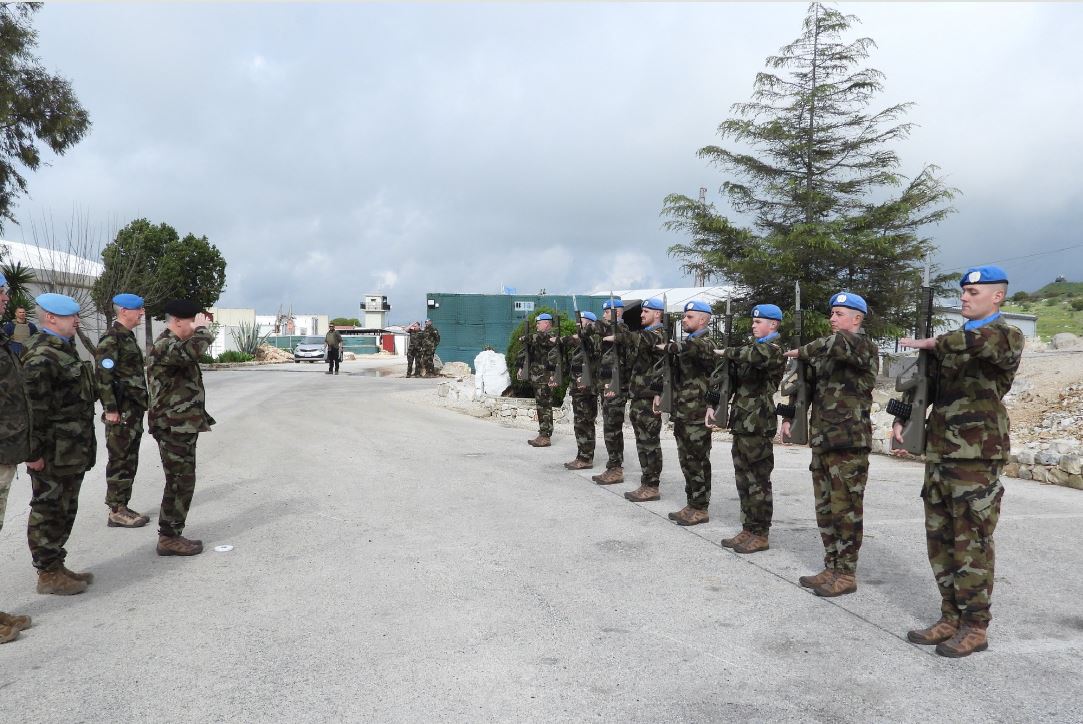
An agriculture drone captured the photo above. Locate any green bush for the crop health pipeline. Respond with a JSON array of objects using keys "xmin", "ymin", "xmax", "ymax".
[
  {"xmin": 1011, "ymin": 291, "xmax": 1031, "ymax": 303},
  {"xmin": 1071, "ymin": 299, "xmax": 1083, "ymax": 312},
  {"xmin": 504, "ymin": 307, "xmax": 577, "ymax": 402},
  {"xmin": 215, "ymin": 350, "xmax": 253, "ymax": 363},
  {"xmin": 1044, "ymin": 297, "xmax": 1059, "ymax": 306},
  {"xmin": 199, "ymin": 354, "xmax": 214, "ymax": 364}
]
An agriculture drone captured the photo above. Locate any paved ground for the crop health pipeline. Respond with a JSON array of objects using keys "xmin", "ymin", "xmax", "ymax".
[{"xmin": 1, "ymin": 357, "xmax": 1080, "ymax": 723}]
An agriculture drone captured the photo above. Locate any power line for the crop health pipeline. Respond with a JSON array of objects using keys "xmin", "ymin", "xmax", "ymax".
[{"xmin": 981, "ymin": 242, "xmax": 1083, "ymax": 266}]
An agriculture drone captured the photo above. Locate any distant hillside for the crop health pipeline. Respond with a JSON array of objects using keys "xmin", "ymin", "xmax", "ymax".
[{"xmin": 1004, "ymin": 279, "xmax": 1083, "ymax": 339}]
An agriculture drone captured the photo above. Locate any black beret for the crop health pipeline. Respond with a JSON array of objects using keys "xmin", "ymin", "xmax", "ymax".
[{"xmin": 164, "ymin": 299, "xmax": 201, "ymax": 319}]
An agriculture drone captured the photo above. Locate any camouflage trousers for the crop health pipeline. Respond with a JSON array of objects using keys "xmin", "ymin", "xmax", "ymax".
[
  {"xmin": 674, "ymin": 418, "xmax": 712, "ymax": 510},
  {"xmin": 0, "ymin": 463, "xmax": 14, "ymax": 536},
  {"xmin": 28, "ymin": 471, "xmax": 85, "ymax": 571},
  {"xmin": 810, "ymin": 449, "xmax": 870, "ymax": 574},
  {"xmin": 104, "ymin": 415, "xmax": 144, "ymax": 508},
  {"xmin": 601, "ymin": 393, "xmax": 627, "ymax": 469},
  {"xmin": 571, "ymin": 390, "xmax": 599, "ymax": 461},
  {"xmin": 732, "ymin": 434, "xmax": 774, "ymax": 536},
  {"xmin": 155, "ymin": 431, "xmax": 200, "ymax": 537},
  {"xmin": 406, "ymin": 353, "xmax": 417, "ymax": 376},
  {"xmin": 923, "ymin": 461, "xmax": 1004, "ymax": 625},
  {"xmin": 533, "ymin": 384, "xmax": 554, "ymax": 437},
  {"xmin": 423, "ymin": 354, "xmax": 437, "ymax": 376},
  {"xmin": 629, "ymin": 398, "xmax": 662, "ymax": 486}
]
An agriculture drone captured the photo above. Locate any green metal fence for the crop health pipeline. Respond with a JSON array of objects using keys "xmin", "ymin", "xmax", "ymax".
[{"xmin": 265, "ymin": 335, "xmax": 380, "ymax": 355}]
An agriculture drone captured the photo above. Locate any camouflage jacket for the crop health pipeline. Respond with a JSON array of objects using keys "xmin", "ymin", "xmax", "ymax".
[
  {"xmin": 625, "ymin": 325, "xmax": 666, "ymax": 400},
  {"xmin": 407, "ymin": 329, "xmax": 421, "ymax": 356},
  {"xmin": 22, "ymin": 332, "xmax": 97, "ymax": 475},
  {"xmin": 797, "ymin": 330, "xmax": 879, "ymax": 451},
  {"xmin": 714, "ymin": 335, "xmax": 786, "ymax": 436},
  {"xmin": 94, "ymin": 322, "xmax": 149, "ymax": 416},
  {"xmin": 0, "ymin": 330, "xmax": 32, "ymax": 465},
  {"xmin": 567, "ymin": 324, "xmax": 600, "ymax": 395},
  {"xmin": 516, "ymin": 330, "xmax": 558, "ymax": 386},
  {"xmin": 148, "ymin": 327, "xmax": 217, "ymax": 435},
  {"xmin": 671, "ymin": 332, "xmax": 717, "ymax": 422},
  {"xmin": 598, "ymin": 320, "xmax": 633, "ymax": 397},
  {"xmin": 424, "ymin": 326, "xmax": 441, "ymax": 349},
  {"xmin": 907, "ymin": 318, "xmax": 1023, "ymax": 462}
]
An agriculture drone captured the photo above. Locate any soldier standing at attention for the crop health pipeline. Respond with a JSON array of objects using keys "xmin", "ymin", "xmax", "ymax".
[
  {"xmin": 23, "ymin": 293, "xmax": 97, "ymax": 595},
  {"xmin": 564, "ymin": 311, "xmax": 600, "ymax": 470},
  {"xmin": 706, "ymin": 304, "xmax": 786, "ymax": 553},
  {"xmin": 781, "ymin": 292, "xmax": 878, "ymax": 597},
  {"xmin": 518, "ymin": 313, "xmax": 556, "ymax": 448},
  {"xmin": 95, "ymin": 293, "xmax": 151, "ymax": 528},
  {"xmin": 2, "ymin": 306, "xmax": 38, "ymax": 357},
  {"xmin": 148, "ymin": 300, "xmax": 216, "ymax": 556},
  {"xmin": 405, "ymin": 322, "xmax": 421, "ymax": 377},
  {"xmin": 0, "ymin": 275, "xmax": 34, "ymax": 638},
  {"xmin": 658, "ymin": 301, "xmax": 716, "ymax": 526},
  {"xmin": 325, "ymin": 323, "xmax": 343, "ymax": 375},
  {"xmin": 592, "ymin": 299, "xmax": 630, "ymax": 486},
  {"xmin": 422, "ymin": 320, "xmax": 441, "ymax": 376},
  {"xmin": 623, "ymin": 297, "xmax": 667, "ymax": 503},
  {"xmin": 894, "ymin": 266, "xmax": 1023, "ymax": 658}
]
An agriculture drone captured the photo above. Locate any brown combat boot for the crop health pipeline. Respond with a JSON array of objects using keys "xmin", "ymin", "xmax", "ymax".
[
  {"xmin": 61, "ymin": 564, "xmax": 94, "ymax": 584},
  {"xmin": 156, "ymin": 534, "xmax": 204, "ymax": 557},
  {"xmin": 668, "ymin": 505, "xmax": 691, "ymax": 521},
  {"xmin": 733, "ymin": 533, "xmax": 770, "ymax": 554},
  {"xmin": 0, "ymin": 611, "xmax": 31, "ymax": 635},
  {"xmin": 108, "ymin": 505, "xmax": 150, "ymax": 528},
  {"xmin": 799, "ymin": 569, "xmax": 834, "ymax": 589},
  {"xmin": 674, "ymin": 507, "xmax": 710, "ymax": 526},
  {"xmin": 527, "ymin": 435, "xmax": 552, "ymax": 448},
  {"xmin": 36, "ymin": 569, "xmax": 88, "ymax": 595},
  {"xmin": 564, "ymin": 458, "xmax": 593, "ymax": 470},
  {"xmin": 721, "ymin": 530, "xmax": 752, "ymax": 549},
  {"xmin": 624, "ymin": 485, "xmax": 660, "ymax": 502},
  {"xmin": 935, "ymin": 623, "xmax": 989, "ymax": 658},
  {"xmin": 591, "ymin": 467, "xmax": 624, "ymax": 485},
  {"xmin": 907, "ymin": 617, "xmax": 959, "ymax": 645},
  {"xmin": 813, "ymin": 571, "xmax": 857, "ymax": 597},
  {"xmin": 0, "ymin": 622, "xmax": 19, "ymax": 644}
]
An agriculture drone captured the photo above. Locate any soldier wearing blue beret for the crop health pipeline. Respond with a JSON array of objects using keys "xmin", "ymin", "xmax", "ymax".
[
  {"xmin": 620, "ymin": 298, "xmax": 668, "ymax": 502},
  {"xmin": 565, "ymin": 310, "xmax": 601, "ymax": 470},
  {"xmin": 593, "ymin": 299, "xmax": 631, "ymax": 485},
  {"xmin": 894, "ymin": 265, "xmax": 1023, "ymax": 657},
  {"xmin": 518, "ymin": 313, "xmax": 558, "ymax": 447}
]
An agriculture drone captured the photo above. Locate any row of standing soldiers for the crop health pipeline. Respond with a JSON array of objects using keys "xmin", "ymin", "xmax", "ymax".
[
  {"xmin": 405, "ymin": 320, "xmax": 441, "ymax": 377},
  {"xmin": 515, "ymin": 265, "xmax": 1022, "ymax": 659}
]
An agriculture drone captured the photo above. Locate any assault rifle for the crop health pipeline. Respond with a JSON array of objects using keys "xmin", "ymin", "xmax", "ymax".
[
  {"xmin": 604, "ymin": 291, "xmax": 622, "ymax": 396},
  {"xmin": 552, "ymin": 312, "xmax": 565, "ymax": 387},
  {"xmin": 887, "ymin": 262, "xmax": 936, "ymax": 455},
  {"xmin": 574, "ymin": 309, "xmax": 594, "ymax": 390},
  {"xmin": 659, "ymin": 294, "xmax": 677, "ymax": 413},
  {"xmin": 776, "ymin": 281, "xmax": 811, "ymax": 445},
  {"xmin": 709, "ymin": 298, "xmax": 735, "ymax": 427},
  {"xmin": 517, "ymin": 315, "xmax": 534, "ymax": 382}
]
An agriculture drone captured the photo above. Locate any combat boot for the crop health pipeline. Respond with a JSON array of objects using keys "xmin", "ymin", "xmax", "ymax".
[
  {"xmin": 61, "ymin": 564, "xmax": 94, "ymax": 584},
  {"xmin": 108, "ymin": 505, "xmax": 150, "ymax": 528},
  {"xmin": 799, "ymin": 569, "xmax": 834, "ymax": 589},
  {"xmin": 0, "ymin": 622, "xmax": 19, "ymax": 644},
  {"xmin": 813, "ymin": 571, "xmax": 857, "ymax": 597},
  {"xmin": 0, "ymin": 611, "xmax": 31, "ymax": 632},
  {"xmin": 935, "ymin": 623, "xmax": 988, "ymax": 658},
  {"xmin": 527, "ymin": 435, "xmax": 552, "ymax": 448},
  {"xmin": 675, "ymin": 507, "xmax": 710, "ymax": 526},
  {"xmin": 591, "ymin": 467, "xmax": 624, "ymax": 485},
  {"xmin": 733, "ymin": 533, "xmax": 769, "ymax": 554},
  {"xmin": 721, "ymin": 530, "xmax": 752, "ymax": 549},
  {"xmin": 156, "ymin": 534, "xmax": 204, "ymax": 557},
  {"xmin": 564, "ymin": 458, "xmax": 593, "ymax": 470},
  {"xmin": 907, "ymin": 617, "xmax": 959, "ymax": 645},
  {"xmin": 668, "ymin": 506, "xmax": 691, "ymax": 521},
  {"xmin": 36, "ymin": 569, "xmax": 87, "ymax": 595},
  {"xmin": 623, "ymin": 485, "xmax": 660, "ymax": 502}
]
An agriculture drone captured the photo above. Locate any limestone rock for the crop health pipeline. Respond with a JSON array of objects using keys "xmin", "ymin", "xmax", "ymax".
[{"xmin": 1051, "ymin": 333, "xmax": 1080, "ymax": 350}]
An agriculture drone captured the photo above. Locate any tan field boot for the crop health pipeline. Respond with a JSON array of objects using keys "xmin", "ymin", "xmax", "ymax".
[
  {"xmin": 564, "ymin": 458, "xmax": 593, "ymax": 470},
  {"xmin": 591, "ymin": 467, "xmax": 624, "ymax": 485},
  {"xmin": 0, "ymin": 622, "xmax": 19, "ymax": 644},
  {"xmin": 108, "ymin": 505, "xmax": 150, "ymax": 528},
  {"xmin": 0, "ymin": 611, "xmax": 31, "ymax": 632},
  {"xmin": 675, "ymin": 507, "xmax": 710, "ymax": 526},
  {"xmin": 733, "ymin": 533, "xmax": 769, "ymax": 554},
  {"xmin": 907, "ymin": 618, "xmax": 959, "ymax": 645},
  {"xmin": 36, "ymin": 569, "xmax": 88, "ymax": 595},
  {"xmin": 157, "ymin": 535, "xmax": 204, "ymax": 557},
  {"xmin": 527, "ymin": 435, "xmax": 552, "ymax": 448},
  {"xmin": 799, "ymin": 569, "xmax": 834, "ymax": 589},
  {"xmin": 624, "ymin": 486, "xmax": 660, "ymax": 502},
  {"xmin": 721, "ymin": 530, "xmax": 752, "ymax": 549},
  {"xmin": 668, "ymin": 506, "xmax": 691, "ymax": 521},
  {"xmin": 61, "ymin": 565, "xmax": 94, "ymax": 584},
  {"xmin": 814, "ymin": 571, "xmax": 857, "ymax": 597},
  {"xmin": 935, "ymin": 624, "xmax": 989, "ymax": 658}
]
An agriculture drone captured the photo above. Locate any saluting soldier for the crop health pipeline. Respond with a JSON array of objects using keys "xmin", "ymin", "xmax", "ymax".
[
  {"xmin": 895, "ymin": 265, "xmax": 1023, "ymax": 658},
  {"xmin": 518, "ymin": 313, "xmax": 556, "ymax": 448},
  {"xmin": 592, "ymin": 299, "xmax": 631, "ymax": 485},
  {"xmin": 781, "ymin": 292, "xmax": 878, "ymax": 597},
  {"xmin": 148, "ymin": 300, "xmax": 217, "ymax": 556},
  {"xmin": 23, "ymin": 293, "xmax": 97, "ymax": 595},
  {"xmin": 622, "ymin": 297, "xmax": 667, "ymax": 502},
  {"xmin": 707, "ymin": 304, "xmax": 786, "ymax": 553},
  {"xmin": 658, "ymin": 300, "xmax": 717, "ymax": 526},
  {"xmin": 95, "ymin": 293, "xmax": 151, "ymax": 528},
  {"xmin": 564, "ymin": 311, "xmax": 601, "ymax": 470}
]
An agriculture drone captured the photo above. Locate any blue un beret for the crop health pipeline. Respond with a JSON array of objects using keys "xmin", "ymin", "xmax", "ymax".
[
  {"xmin": 684, "ymin": 300, "xmax": 712, "ymax": 314},
  {"xmin": 112, "ymin": 293, "xmax": 145, "ymax": 310},
  {"xmin": 960, "ymin": 265, "xmax": 1009, "ymax": 287},
  {"xmin": 752, "ymin": 304, "xmax": 783, "ymax": 321},
  {"xmin": 581, "ymin": 311, "xmax": 597, "ymax": 322},
  {"xmin": 830, "ymin": 291, "xmax": 868, "ymax": 314},
  {"xmin": 602, "ymin": 299, "xmax": 624, "ymax": 310},
  {"xmin": 535, "ymin": 313, "xmax": 553, "ymax": 321},
  {"xmin": 642, "ymin": 297, "xmax": 665, "ymax": 311},
  {"xmin": 36, "ymin": 293, "xmax": 80, "ymax": 316},
  {"xmin": 0, "ymin": 271, "xmax": 7, "ymax": 287}
]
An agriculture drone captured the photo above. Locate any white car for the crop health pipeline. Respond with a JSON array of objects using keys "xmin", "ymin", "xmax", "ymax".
[{"xmin": 293, "ymin": 336, "xmax": 326, "ymax": 363}]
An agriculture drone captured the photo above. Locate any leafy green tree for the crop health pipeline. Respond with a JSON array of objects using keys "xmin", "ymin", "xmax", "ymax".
[
  {"xmin": 330, "ymin": 317, "xmax": 361, "ymax": 327},
  {"xmin": 155, "ymin": 232, "xmax": 227, "ymax": 316},
  {"xmin": 0, "ymin": 4, "xmax": 91, "ymax": 229},
  {"xmin": 665, "ymin": 2, "xmax": 956, "ymax": 339},
  {"xmin": 0, "ymin": 252, "xmax": 35, "ymax": 323}
]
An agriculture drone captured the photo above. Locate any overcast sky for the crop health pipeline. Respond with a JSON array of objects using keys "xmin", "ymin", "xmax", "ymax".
[{"xmin": 9, "ymin": 2, "xmax": 1083, "ymax": 323}]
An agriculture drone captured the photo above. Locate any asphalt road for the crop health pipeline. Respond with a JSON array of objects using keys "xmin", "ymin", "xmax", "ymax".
[{"xmin": 1, "ymin": 358, "xmax": 1080, "ymax": 723}]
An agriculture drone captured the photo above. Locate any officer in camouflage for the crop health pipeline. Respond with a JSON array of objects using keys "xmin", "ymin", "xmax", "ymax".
[
  {"xmin": 564, "ymin": 311, "xmax": 600, "ymax": 470},
  {"xmin": 894, "ymin": 265, "xmax": 1023, "ymax": 658},
  {"xmin": 0, "ymin": 274, "xmax": 34, "ymax": 639},
  {"xmin": 421, "ymin": 320, "xmax": 441, "ymax": 376},
  {"xmin": 658, "ymin": 300, "xmax": 717, "ymax": 526},
  {"xmin": 592, "ymin": 299, "xmax": 631, "ymax": 485},
  {"xmin": 623, "ymin": 297, "xmax": 666, "ymax": 502},
  {"xmin": 405, "ymin": 322, "xmax": 421, "ymax": 377},
  {"xmin": 707, "ymin": 303, "xmax": 786, "ymax": 553},
  {"xmin": 782, "ymin": 291, "xmax": 879, "ymax": 597},
  {"xmin": 94, "ymin": 293, "xmax": 151, "ymax": 528},
  {"xmin": 148, "ymin": 300, "xmax": 217, "ymax": 556},
  {"xmin": 518, "ymin": 313, "xmax": 556, "ymax": 448},
  {"xmin": 23, "ymin": 293, "xmax": 98, "ymax": 595}
]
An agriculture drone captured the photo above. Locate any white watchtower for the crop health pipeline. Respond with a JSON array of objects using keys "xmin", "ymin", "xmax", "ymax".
[{"xmin": 360, "ymin": 293, "xmax": 391, "ymax": 329}]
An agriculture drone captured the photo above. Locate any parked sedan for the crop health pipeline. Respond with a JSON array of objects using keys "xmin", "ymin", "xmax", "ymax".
[{"xmin": 293, "ymin": 336, "xmax": 327, "ymax": 363}]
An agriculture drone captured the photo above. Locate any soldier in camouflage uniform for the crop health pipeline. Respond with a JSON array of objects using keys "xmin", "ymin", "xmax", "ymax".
[
  {"xmin": 895, "ymin": 265, "xmax": 1023, "ymax": 658},
  {"xmin": 422, "ymin": 321, "xmax": 441, "ymax": 376},
  {"xmin": 782, "ymin": 291, "xmax": 879, "ymax": 597},
  {"xmin": 658, "ymin": 300, "xmax": 716, "ymax": 525},
  {"xmin": 325, "ymin": 324, "xmax": 343, "ymax": 375},
  {"xmin": 23, "ymin": 293, "xmax": 98, "ymax": 596},
  {"xmin": 0, "ymin": 275, "xmax": 34, "ymax": 638},
  {"xmin": 148, "ymin": 300, "xmax": 217, "ymax": 556},
  {"xmin": 517, "ymin": 313, "xmax": 557, "ymax": 447},
  {"xmin": 592, "ymin": 299, "xmax": 631, "ymax": 485},
  {"xmin": 405, "ymin": 322, "xmax": 421, "ymax": 377},
  {"xmin": 707, "ymin": 304, "xmax": 786, "ymax": 553},
  {"xmin": 94, "ymin": 293, "xmax": 151, "ymax": 528},
  {"xmin": 623, "ymin": 298, "xmax": 667, "ymax": 502},
  {"xmin": 564, "ymin": 311, "xmax": 600, "ymax": 470}
]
